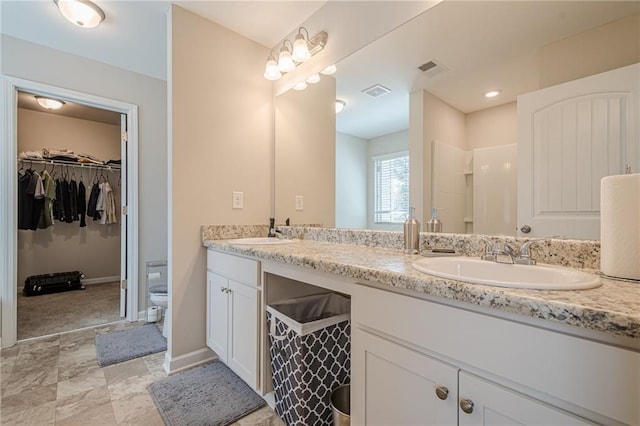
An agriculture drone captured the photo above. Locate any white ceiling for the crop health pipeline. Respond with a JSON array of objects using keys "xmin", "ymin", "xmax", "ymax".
[
  {"xmin": 3, "ymin": 1, "xmax": 638, "ymax": 140},
  {"xmin": 335, "ymin": 1, "xmax": 640, "ymax": 140}
]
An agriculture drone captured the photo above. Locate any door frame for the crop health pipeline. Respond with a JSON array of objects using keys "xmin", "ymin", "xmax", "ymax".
[{"xmin": 0, "ymin": 76, "xmax": 139, "ymax": 348}]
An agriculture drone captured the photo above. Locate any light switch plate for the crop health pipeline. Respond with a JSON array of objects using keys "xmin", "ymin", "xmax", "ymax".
[
  {"xmin": 232, "ymin": 191, "xmax": 243, "ymax": 209},
  {"xmin": 295, "ymin": 195, "xmax": 304, "ymax": 211}
]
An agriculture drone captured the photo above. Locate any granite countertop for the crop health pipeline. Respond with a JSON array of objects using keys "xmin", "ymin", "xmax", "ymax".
[{"xmin": 203, "ymin": 238, "xmax": 640, "ymax": 342}]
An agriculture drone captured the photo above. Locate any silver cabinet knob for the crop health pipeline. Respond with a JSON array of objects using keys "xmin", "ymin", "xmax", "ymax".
[
  {"xmin": 459, "ymin": 399, "xmax": 474, "ymax": 414},
  {"xmin": 220, "ymin": 287, "xmax": 226, "ymax": 293},
  {"xmin": 435, "ymin": 386, "xmax": 449, "ymax": 400},
  {"xmin": 520, "ymin": 225, "xmax": 531, "ymax": 234}
]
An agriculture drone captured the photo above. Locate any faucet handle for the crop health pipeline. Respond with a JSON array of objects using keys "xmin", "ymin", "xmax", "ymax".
[{"xmin": 515, "ymin": 240, "xmax": 538, "ymax": 265}]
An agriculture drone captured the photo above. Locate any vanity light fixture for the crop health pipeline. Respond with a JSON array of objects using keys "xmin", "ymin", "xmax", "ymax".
[
  {"xmin": 264, "ymin": 54, "xmax": 282, "ymax": 80},
  {"xmin": 293, "ymin": 81, "xmax": 308, "ymax": 91},
  {"xmin": 485, "ymin": 89, "xmax": 502, "ymax": 98},
  {"xmin": 335, "ymin": 99, "xmax": 346, "ymax": 113},
  {"xmin": 54, "ymin": 0, "xmax": 105, "ymax": 28},
  {"xmin": 278, "ymin": 40, "xmax": 296, "ymax": 73},
  {"xmin": 321, "ymin": 64, "xmax": 337, "ymax": 75},
  {"xmin": 35, "ymin": 96, "xmax": 65, "ymax": 110},
  {"xmin": 292, "ymin": 27, "xmax": 312, "ymax": 63},
  {"xmin": 306, "ymin": 74, "xmax": 321, "ymax": 84},
  {"xmin": 263, "ymin": 29, "xmax": 328, "ymax": 80}
]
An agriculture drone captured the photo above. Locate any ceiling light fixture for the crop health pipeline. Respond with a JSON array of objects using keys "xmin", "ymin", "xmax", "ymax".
[
  {"xmin": 35, "ymin": 96, "xmax": 65, "ymax": 110},
  {"xmin": 485, "ymin": 89, "xmax": 502, "ymax": 98},
  {"xmin": 54, "ymin": 0, "xmax": 105, "ymax": 29},
  {"xmin": 335, "ymin": 99, "xmax": 346, "ymax": 114},
  {"xmin": 263, "ymin": 28, "xmax": 328, "ymax": 81}
]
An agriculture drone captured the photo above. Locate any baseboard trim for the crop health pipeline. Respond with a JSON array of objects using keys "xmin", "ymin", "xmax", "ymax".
[
  {"xmin": 83, "ymin": 276, "xmax": 120, "ymax": 285},
  {"xmin": 163, "ymin": 347, "xmax": 216, "ymax": 375}
]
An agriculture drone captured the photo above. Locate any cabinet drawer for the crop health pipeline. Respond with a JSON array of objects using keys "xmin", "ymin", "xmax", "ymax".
[{"xmin": 207, "ymin": 250, "xmax": 259, "ymax": 286}]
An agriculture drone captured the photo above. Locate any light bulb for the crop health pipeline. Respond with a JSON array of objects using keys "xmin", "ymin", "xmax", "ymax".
[
  {"xmin": 335, "ymin": 100, "xmax": 345, "ymax": 113},
  {"xmin": 306, "ymin": 74, "xmax": 320, "ymax": 84},
  {"xmin": 485, "ymin": 89, "xmax": 502, "ymax": 98},
  {"xmin": 293, "ymin": 82, "xmax": 308, "ymax": 91},
  {"xmin": 321, "ymin": 64, "xmax": 337, "ymax": 75},
  {"xmin": 54, "ymin": 0, "xmax": 105, "ymax": 28}
]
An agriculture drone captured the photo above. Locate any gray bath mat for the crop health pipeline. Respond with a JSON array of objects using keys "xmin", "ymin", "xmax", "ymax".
[
  {"xmin": 148, "ymin": 361, "xmax": 266, "ymax": 426},
  {"xmin": 95, "ymin": 324, "xmax": 166, "ymax": 367}
]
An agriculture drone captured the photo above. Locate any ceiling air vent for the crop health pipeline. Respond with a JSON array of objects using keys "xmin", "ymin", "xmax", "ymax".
[
  {"xmin": 362, "ymin": 84, "xmax": 391, "ymax": 98},
  {"xmin": 418, "ymin": 59, "xmax": 447, "ymax": 78}
]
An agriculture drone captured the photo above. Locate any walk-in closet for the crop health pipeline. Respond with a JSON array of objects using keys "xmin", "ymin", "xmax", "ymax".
[{"xmin": 16, "ymin": 90, "xmax": 124, "ymax": 340}]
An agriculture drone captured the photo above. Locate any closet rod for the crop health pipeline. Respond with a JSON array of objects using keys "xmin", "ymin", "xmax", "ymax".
[{"xmin": 18, "ymin": 158, "xmax": 121, "ymax": 171}]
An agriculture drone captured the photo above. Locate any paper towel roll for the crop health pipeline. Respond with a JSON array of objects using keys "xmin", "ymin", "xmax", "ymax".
[
  {"xmin": 147, "ymin": 272, "xmax": 161, "ymax": 281},
  {"xmin": 600, "ymin": 173, "xmax": 640, "ymax": 280}
]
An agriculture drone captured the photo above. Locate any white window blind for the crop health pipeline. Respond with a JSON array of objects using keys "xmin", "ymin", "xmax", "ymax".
[{"xmin": 374, "ymin": 152, "xmax": 409, "ymax": 224}]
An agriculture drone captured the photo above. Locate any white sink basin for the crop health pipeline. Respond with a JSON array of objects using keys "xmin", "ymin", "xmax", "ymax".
[
  {"xmin": 412, "ymin": 257, "xmax": 600, "ymax": 290},
  {"xmin": 226, "ymin": 237, "xmax": 299, "ymax": 245}
]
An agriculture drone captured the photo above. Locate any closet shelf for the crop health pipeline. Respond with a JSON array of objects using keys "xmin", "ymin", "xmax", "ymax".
[{"xmin": 18, "ymin": 158, "xmax": 121, "ymax": 171}]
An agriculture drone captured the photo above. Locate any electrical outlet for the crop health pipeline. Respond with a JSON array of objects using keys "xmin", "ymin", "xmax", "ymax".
[
  {"xmin": 295, "ymin": 195, "xmax": 304, "ymax": 211},
  {"xmin": 232, "ymin": 191, "xmax": 243, "ymax": 209}
]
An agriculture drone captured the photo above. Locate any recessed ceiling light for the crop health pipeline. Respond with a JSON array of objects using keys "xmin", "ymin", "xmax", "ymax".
[
  {"xmin": 54, "ymin": 0, "xmax": 105, "ymax": 29},
  {"xmin": 335, "ymin": 100, "xmax": 346, "ymax": 114},
  {"xmin": 35, "ymin": 96, "xmax": 65, "ymax": 110},
  {"xmin": 485, "ymin": 89, "xmax": 502, "ymax": 98}
]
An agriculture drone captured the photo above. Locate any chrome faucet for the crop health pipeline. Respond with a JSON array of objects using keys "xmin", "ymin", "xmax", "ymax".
[
  {"xmin": 267, "ymin": 218, "xmax": 282, "ymax": 238},
  {"xmin": 480, "ymin": 239, "xmax": 539, "ymax": 265}
]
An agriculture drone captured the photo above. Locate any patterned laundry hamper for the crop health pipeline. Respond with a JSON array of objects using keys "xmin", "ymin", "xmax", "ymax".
[{"xmin": 267, "ymin": 293, "xmax": 351, "ymax": 426}]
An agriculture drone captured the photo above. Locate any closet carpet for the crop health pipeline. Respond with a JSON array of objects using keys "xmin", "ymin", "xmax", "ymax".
[{"xmin": 18, "ymin": 282, "xmax": 121, "ymax": 340}]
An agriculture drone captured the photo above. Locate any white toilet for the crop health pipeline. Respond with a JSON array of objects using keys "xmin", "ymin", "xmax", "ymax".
[{"xmin": 149, "ymin": 285, "xmax": 169, "ymax": 338}]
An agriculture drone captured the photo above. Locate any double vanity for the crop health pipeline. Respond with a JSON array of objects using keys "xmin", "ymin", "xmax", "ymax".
[{"xmin": 202, "ymin": 226, "xmax": 640, "ymax": 426}]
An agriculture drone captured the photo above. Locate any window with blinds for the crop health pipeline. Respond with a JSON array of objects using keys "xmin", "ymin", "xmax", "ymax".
[{"xmin": 373, "ymin": 152, "xmax": 409, "ymax": 224}]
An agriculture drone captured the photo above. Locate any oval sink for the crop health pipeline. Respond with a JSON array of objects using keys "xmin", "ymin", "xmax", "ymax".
[
  {"xmin": 412, "ymin": 257, "xmax": 600, "ymax": 290},
  {"xmin": 226, "ymin": 237, "xmax": 299, "ymax": 245}
]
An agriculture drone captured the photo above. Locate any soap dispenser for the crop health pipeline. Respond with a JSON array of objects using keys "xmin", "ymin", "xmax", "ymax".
[
  {"xmin": 426, "ymin": 207, "xmax": 443, "ymax": 233},
  {"xmin": 403, "ymin": 207, "xmax": 420, "ymax": 254}
]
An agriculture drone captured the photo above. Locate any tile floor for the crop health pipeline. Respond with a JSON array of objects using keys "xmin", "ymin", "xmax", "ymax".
[{"xmin": 0, "ymin": 322, "xmax": 285, "ymax": 426}]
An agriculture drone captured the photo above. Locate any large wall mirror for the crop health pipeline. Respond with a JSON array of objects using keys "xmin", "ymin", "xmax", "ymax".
[{"xmin": 275, "ymin": 1, "xmax": 640, "ymax": 240}]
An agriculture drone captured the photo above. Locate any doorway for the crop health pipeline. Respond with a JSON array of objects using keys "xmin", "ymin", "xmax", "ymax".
[{"xmin": 1, "ymin": 76, "xmax": 139, "ymax": 348}]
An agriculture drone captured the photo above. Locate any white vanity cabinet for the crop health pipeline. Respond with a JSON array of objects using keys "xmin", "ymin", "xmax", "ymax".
[
  {"xmin": 352, "ymin": 284, "xmax": 640, "ymax": 425},
  {"xmin": 206, "ymin": 250, "xmax": 260, "ymax": 390}
]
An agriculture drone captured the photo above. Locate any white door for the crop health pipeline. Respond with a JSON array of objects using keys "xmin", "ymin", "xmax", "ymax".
[
  {"xmin": 207, "ymin": 272, "xmax": 228, "ymax": 361},
  {"xmin": 120, "ymin": 114, "xmax": 127, "ymax": 317},
  {"xmin": 351, "ymin": 328, "xmax": 458, "ymax": 426},
  {"xmin": 517, "ymin": 64, "xmax": 639, "ymax": 239},
  {"xmin": 227, "ymin": 279, "xmax": 259, "ymax": 389},
  {"xmin": 458, "ymin": 372, "xmax": 592, "ymax": 425}
]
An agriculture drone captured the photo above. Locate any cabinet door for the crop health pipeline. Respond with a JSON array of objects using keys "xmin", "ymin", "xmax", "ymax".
[
  {"xmin": 352, "ymin": 328, "xmax": 458, "ymax": 426},
  {"xmin": 207, "ymin": 272, "xmax": 228, "ymax": 362},
  {"xmin": 227, "ymin": 279, "xmax": 259, "ymax": 389},
  {"xmin": 458, "ymin": 372, "xmax": 593, "ymax": 425}
]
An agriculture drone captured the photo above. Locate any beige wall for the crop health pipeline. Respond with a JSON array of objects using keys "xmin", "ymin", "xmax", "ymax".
[
  {"xmin": 418, "ymin": 91, "xmax": 466, "ymax": 224},
  {"xmin": 465, "ymin": 102, "xmax": 517, "ymax": 151},
  {"xmin": 539, "ymin": 13, "xmax": 640, "ymax": 88},
  {"xmin": 17, "ymin": 109, "xmax": 121, "ymax": 284},
  {"xmin": 1, "ymin": 35, "xmax": 167, "ymax": 321},
  {"xmin": 169, "ymin": 6, "xmax": 272, "ymax": 361},
  {"xmin": 275, "ymin": 76, "xmax": 336, "ymax": 227}
]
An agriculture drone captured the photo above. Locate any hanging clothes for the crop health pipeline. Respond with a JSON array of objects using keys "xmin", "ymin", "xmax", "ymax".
[
  {"xmin": 53, "ymin": 178, "xmax": 63, "ymax": 221},
  {"xmin": 87, "ymin": 181, "xmax": 101, "ymax": 221},
  {"xmin": 78, "ymin": 181, "xmax": 87, "ymax": 228},
  {"xmin": 69, "ymin": 179, "xmax": 79, "ymax": 222},
  {"xmin": 38, "ymin": 170, "xmax": 56, "ymax": 229},
  {"xmin": 96, "ymin": 181, "xmax": 118, "ymax": 225},
  {"xmin": 17, "ymin": 170, "xmax": 31, "ymax": 230},
  {"xmin": 60, "ymin": 179, "xmax": 73, "ymax": 224}
]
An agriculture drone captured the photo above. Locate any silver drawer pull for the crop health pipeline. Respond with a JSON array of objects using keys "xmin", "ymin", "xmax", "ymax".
[
  {"xmin": 435, "ymin": 386, "xmax": 449, "ymax": 400},
  {"xmin": 460, "ymin": 398, "xmax": 474, "ymax": 414}
]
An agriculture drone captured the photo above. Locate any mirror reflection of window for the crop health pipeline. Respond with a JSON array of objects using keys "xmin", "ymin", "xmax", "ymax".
[{"xmin": 373, "ymin": 152, "xmax": 409, "ymax": 225}]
